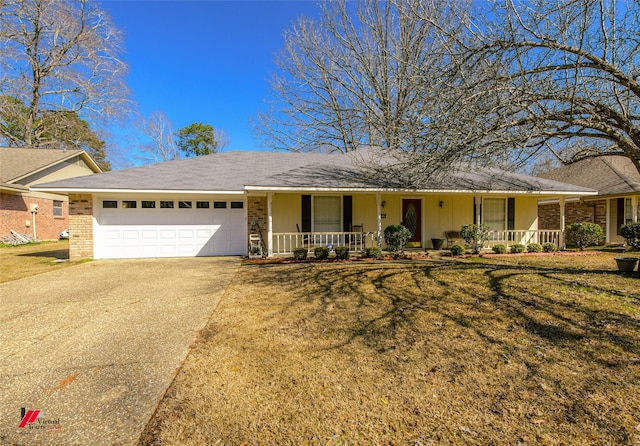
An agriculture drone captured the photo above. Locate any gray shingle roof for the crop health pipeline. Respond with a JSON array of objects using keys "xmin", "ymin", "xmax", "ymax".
[
  {"xmin": 33, "ymin": 150, "xmax": 596, "ymax": 194},
  {"xmin": 0, "ymin": 147, "xmax": 90, "ymax": 184},
  {"xmin": 539, "ymin": 155, "xmax": 640, "ymax": 197}
]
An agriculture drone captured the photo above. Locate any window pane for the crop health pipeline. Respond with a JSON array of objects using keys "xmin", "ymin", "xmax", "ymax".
[
  {"xmin": 230, "ymin": 201, "xmax": 244, "ymax": 209},
  {"xmin": 179, "ymin": 201, "xmax": 192, "ymax": 209},
  {"xmin": 196, "ymin": 201, "xmax": 210, "ymax": 209},
  {"xmin": 314, "ymin": 196, "xmax": 341, "ymax": 232},
  {"xmin": 53, "ymin": 200, "xmax": 63, "ymax": 217},
  {"xmin": 142, "ymin": 201, "xmax": 156, "ymax": 208},
  {"xmin": 483, "ymin": 198, "xmax": 506, "ymax": 232},
  {"xmin": 214, "ymin": 201, "xmax": 227, "ymax": 209},
  {"xmin": 625, "ymin": 198, "xmax": 633, "ymax": 224},
  {"xmin": 122, "ymin": 201, "xmax": 137, "ymax": 208},
  {"xmin": 103, "ymin": 200, "xmax": 117, "ymax": 208},
  {"xmin": 160, "ymin": 201, "xmax": 174, "ymax": 209}
]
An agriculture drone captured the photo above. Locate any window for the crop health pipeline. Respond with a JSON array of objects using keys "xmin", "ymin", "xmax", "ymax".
[
  {"xmin": 314, "ymin": 196, "xmax": 341, "ymax": 232},
  {"xmin": 483, "ymin": 198, "xmax": 506, "ymax": 232},
  {"xmin": 122, "ymin": 200, "xmax": 137, "ymax": 208},
  {"xmin": 160, "ymin": 201, "xmax": 174, "ymax": 209},
  {"xmin": 53, "ymin": 200, "xmax": 63, "ymax": 217},
  {"xmin": 230, "ymin": 201, "xmax": 244, "ymax": 209},
  {"xmin": 214, "ymin": 201, "xmax": 227, "ymax": 209},
  {"xmin": 142, "ymin": 201, "xmax": 156, "ymax": 208},
  {"xmin": 103, "ymin": 200, "xmax": 117, "ymax": 208},
  {"xmin": 625, "ymin": 198, "xmax": 634, "ymax": 225},
  {"xmin": 196, "ymin": 201, "xmax": 210, "ymax": 209},
  {"xmin": 179, "ymin": 201, "xmax": 192, "ymax": 209}
]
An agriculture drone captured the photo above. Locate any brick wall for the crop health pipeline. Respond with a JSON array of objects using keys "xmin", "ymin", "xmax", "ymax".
[
  {"xmin": 69, "ymin": 194, "xmax": 94, "ymax": 259},
  {"xmin": 1, "ymin": 192, "xmax": 69, "ymax": 240},
  {"xmin": 247, "ymin": 196, "xmax": 268, "ymax": 248},
  {"xmin": 538, "ymin": 199, "xmax": 607, "ymax": 232}
]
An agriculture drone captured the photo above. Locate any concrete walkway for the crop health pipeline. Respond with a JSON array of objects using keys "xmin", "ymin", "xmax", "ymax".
[{"xmin": 0, "ymin": 257, "xmax": 239, "ymax": 445}]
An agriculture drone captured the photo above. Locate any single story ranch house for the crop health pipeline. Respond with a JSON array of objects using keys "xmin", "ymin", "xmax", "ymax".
[{"xmin": 32, "ymin": 150, "xmax": 595, "ymax": 259}]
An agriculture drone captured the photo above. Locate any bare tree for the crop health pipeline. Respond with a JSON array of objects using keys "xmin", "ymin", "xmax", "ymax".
[
  {"xmin": 256, "ymin": 1, "xmax": 471, "ymax": 158},
  {"xmin": 137, "ymin": 111, "xmax": 179, "ymax": 163},
  {"xmin": 451, "ymin": 0, "xmax": 640, "ymax": 172},
  {"xmin": 0, "ymin": 0, "xmax": 130, "ymax": 148}
]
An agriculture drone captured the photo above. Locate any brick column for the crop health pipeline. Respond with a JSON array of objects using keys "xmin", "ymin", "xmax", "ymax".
[
  {"xmin": 68, "ymin": 194, "xmax": 94, "ymax": 259},
  {"xmin": 247, "ymin": 196, "xmax": 268, "ymax": 251}
]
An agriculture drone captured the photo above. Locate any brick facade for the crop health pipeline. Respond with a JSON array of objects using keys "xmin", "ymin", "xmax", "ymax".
[
  {"xmin": 247, "ymin": 196, "xmax": 268, "ymax": 248},
  {"xmin": 538, "ymin": 199, "xmax": 607, "ymax": 231},
  {"xmin": 1, "ymin": 192, "xmax": 69, "ymax": 240},
  {"xmin": 68, "ymin": 194, "xmax": 94, "ymax": 259}
]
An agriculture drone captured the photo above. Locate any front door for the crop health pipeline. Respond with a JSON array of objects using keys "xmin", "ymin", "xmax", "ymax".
[{"xmin": 402, "ymin": 198, "xmax": 422, "ymax": 247}]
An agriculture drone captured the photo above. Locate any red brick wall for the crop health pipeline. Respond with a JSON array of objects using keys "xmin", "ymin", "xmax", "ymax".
[
  {"xmin": 68, "ymin": 194, "xmax": 94, "ymax": 259},
  {"xmin": 538, "ymin": 199, "xmax": 607, "ymax": 231},
  {"xmin": 0, "ymin": 192, "xmax": 69, "ymax": 240}
]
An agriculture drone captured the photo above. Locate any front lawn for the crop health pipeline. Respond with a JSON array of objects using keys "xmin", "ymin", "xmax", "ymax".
[
  {"xmin": 0, "ymin": 240, "xmax": 71, "ymax": 283},
  {"xmin": 140, "ymin": 253, "xmax": 640, "ymax": 445}
]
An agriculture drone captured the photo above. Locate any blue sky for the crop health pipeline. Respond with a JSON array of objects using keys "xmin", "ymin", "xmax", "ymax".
[{"xmin": 101, "ymin": 1, "xmax": 320, "ymax": 162}]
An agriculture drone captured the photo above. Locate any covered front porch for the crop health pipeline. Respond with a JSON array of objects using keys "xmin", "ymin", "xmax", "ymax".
[{"xmin": 248, "ymin": 191, "xmax": 566, "ymax": 256}]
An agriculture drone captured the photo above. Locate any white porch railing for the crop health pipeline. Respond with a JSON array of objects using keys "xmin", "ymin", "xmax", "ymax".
[
  {"xmin": 271, "ymin": 230, "xmax": 562, "ymax": 255},
  {"xmin": 272, "ymin": 232, "xmax": 377, "ymax": 255},
  {"xmin": 486, "ymin": 230, "xmax": 561, "ymax": 247}
]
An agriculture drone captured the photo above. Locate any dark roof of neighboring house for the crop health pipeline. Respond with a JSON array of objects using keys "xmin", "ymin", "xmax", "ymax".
[
  {"xmin": 32, "ymin": 150, "xmax": 596, "ymax": 195},
  {"xmin": 538, "ymin": 155, "xmax": 640, "ymax": 197},
  {"xmin": 0, "ymin": 147, "xmax": 101, "ymax": 185}
]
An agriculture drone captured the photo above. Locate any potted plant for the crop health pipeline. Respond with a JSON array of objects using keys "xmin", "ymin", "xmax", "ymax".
[{"xmin": 614, "ymin": 256, "xmax": 639, "ymax": 272}]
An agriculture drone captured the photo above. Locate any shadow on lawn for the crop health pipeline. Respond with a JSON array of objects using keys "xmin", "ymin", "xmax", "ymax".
[
  {"xmin": 18, "ymin": 249, "xmax": 69, "ymax": 259},
  {"xmin": 244, "ymin": 260, "xmax": 640, "ymax": 370}
]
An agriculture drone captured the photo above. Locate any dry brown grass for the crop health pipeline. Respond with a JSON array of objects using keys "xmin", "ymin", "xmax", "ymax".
[
  {"xmin": 141, "ymin": 252, "xmax": 640, "ymax": 445},
  {"xmin": 0, "ymin": 240, "xmax": 73, "ymax": 283}
]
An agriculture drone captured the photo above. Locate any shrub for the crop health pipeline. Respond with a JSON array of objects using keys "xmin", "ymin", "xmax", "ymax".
[
  {"xmin": 620, "ymin": 222, "xmax": 640, "ymax": 250},
  {"xmin": 363, "ymin": 246, "xmax": 383, "ymax": 258},
  {"xmin": 383, "ymin": 224, "xmax": 412, "ymax": 253},
  {"xmin": 565, "ymin": 222, "xmax": 604, "ymax": 250},
  {"xmin": 451, "ymin": 244, "xmax": 465, "ymax": 256},
  {"xmin": 542, "ymin": 242, "xmax": 557, "ymax": 252},
  {"xmin": 293, "ymin": 247, "xmax": 308, "ymax": 260},
  {"xmin": 314, "ymin": 246, "xmax": 329, "ymax": 260},
  {"xmin": 527, "ymin": 243, "xmax": 542, "ymax": 253},
  {"xmin": 334, "ymin": 246, "xmax": 350, "ymax": 260},
  {"xmin": 510, "ymin": 243, "xmax": 525, "ymax": 253},
  {"xmin": 460, "ymin": 223, "xmax": 491, "ymax": 254},
  {"xmin": 492, "ymin": 244, "xmax": 507, "ymax": 254}
]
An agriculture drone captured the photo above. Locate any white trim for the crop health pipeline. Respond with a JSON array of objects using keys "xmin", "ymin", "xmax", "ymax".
[
  {"xmin": 245, "ymin": 185, "xmax": 595, "ymax": 195},
  {"xmin": 31, "ymin": 188, "xmax": 246, "ymax": 195}
]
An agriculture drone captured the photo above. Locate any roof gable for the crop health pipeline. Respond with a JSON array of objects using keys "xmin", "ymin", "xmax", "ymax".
[
  {"xmin": 0, "ymin": 147, "xmax": 101, "ymax": 185},
  {"xmin": 539, "ymin": 156, "xmax": 640, "ymax": 196}
]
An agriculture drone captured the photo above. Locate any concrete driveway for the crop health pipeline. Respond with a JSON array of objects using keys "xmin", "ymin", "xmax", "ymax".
[{"xmin": 0, "ymin": 257, "xmax": 239, "ymax": 446}]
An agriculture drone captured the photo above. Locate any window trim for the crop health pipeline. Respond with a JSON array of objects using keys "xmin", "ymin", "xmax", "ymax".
[{"xmin": 53, "ymin": 200, "xmax": 63, "ymax": 217}]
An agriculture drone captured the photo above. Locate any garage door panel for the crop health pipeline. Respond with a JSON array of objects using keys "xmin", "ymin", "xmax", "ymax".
[{"xmin": 96, "ymin": 205, "xmax": 246, "ymax": 258}]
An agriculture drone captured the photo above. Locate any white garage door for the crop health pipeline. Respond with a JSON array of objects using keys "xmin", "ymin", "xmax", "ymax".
[{"xmin": 95, "ymin": 199, "xmax": 246, "ymax": 259}]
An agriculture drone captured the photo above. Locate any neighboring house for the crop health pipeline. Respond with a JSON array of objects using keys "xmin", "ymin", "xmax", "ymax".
[
  {"xmin": 0, "ymin": 147, "xmax": 102, "ymax": 241},
  {"xmin": 32, "ymin": 150, "xmax": 594, "ymax": 259},
  {"xmin": 538, "ymin": 155, "xmax": 640, "ymax": 245}
]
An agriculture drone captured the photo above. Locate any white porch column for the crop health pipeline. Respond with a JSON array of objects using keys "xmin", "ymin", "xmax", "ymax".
[
  {"xmin": 559, "ymin": 197, "xmax": 566, "ymax": 249},
  {"xmin": 605, "ymin": 198, "xmax": 611, "ymax": 244},
  {"xmin": 376, "ymin": 193, "xmax": 382, "ymax": 246},
  {"xmin": 267, "ymin": 192, "xmax": 273, "ymax": 257},
  {"xmin": 632, "ymin": 196, "xmax": 638, "ymax": 223},
  {"xmin": 475, "ymin": 195, "xmax": 482, "ymax": 226}
]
